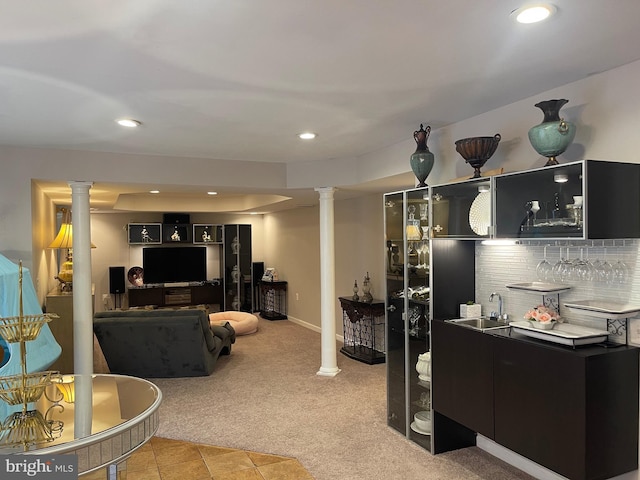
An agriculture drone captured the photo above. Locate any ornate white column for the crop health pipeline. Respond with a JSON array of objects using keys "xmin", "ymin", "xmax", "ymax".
[
  {"xmin": 315, "ymin": 187, "xmax": 340, "ymax": 377},
  {"xmin": 70, "ymin": 181, "xmax": 94, "ymax": 436}
]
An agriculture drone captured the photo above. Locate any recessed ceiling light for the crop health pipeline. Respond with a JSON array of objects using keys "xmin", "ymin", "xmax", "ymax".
[
  {"xmin": 512, "ymin": 4, "xmax": 556, "ymax": 24},
  {"xmin": 149, "ymin": 190, "xmax": 160, "ymax": 194},
  {"xmin": 207, "ymin": 191, "xmax": 218, "ymax": 195},
  {"xmin": 116, "ymin": 118, "xmax": 142, "ymax": 127},
  {"xmin": 298, "ymin": 132, "xmax": 317, "ymax": 140}
]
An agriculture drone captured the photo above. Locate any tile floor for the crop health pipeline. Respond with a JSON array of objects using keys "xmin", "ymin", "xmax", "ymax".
[{"xmin": 83, "ymin": 437, "xmax": 315, "ymax": 480}]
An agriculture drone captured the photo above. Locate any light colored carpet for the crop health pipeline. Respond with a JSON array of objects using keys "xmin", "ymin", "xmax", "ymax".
[{"xmin": 138, "ymin": 317, "xmax": 533, "ymax": 480}]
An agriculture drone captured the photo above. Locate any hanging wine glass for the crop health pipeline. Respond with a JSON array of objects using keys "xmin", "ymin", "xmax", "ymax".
[
  {"xmin": 590, "ymin": 243, "xmax": 602, "ymax": 281},
  {"xmin": 596, "ymin": 247, "xmax": 614, "ymax": 284},
  {"xmin": 552, "ymin": 247, "xmax": 567, "ymax": 283},
  {"xmin": 536, "ymin": 245, "xmax": 553, "ymax": 281},
  {"xmin": 612, "ymin": 241, "xmax": 629, "ymax": 284},
  {"xmin": 562, "ymin": 247, "xmax": 578, "ymax": 282},
  {"xmin": 575, "ymin": 248, "xmax": 594, "ymax": 282},
  {"xmin": 612, "ymin": 259, "xmax": 629, "ymax": 284}
]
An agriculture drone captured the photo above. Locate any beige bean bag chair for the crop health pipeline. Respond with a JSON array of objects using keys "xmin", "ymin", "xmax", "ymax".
[{"xmin": 209, "ymin": 311, "xmax": 259, "ymax": 336}]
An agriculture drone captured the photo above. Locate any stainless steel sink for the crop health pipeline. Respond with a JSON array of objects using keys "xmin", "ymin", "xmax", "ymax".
[{"xmin": 447, "ymin": 317, "xmax": 510, "ymax": 331}]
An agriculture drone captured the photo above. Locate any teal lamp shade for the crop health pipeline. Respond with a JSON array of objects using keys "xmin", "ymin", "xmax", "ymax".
[
  {"xmin": 410, "ymin": 124, "xmax": 435, "ymax": 187},
  {"xmin": 0, "ymin": 255, "xmax": 62, "ymax": 419}
]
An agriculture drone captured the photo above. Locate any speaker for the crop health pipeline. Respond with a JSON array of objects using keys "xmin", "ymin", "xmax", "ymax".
[
  {"xmin": 109, "ymin": 266, "xmax": 126, "ymax": 294},
  {"xmin": 252, "ymin": 262, "xmax": 264, "ymax": 286},
  {"xmin": 251, "ymin": 262, "xmax": 264, "ymax": 313},
  {"xmin": 163, "ymin": 213, "xmax": 190, "ymax": 224}
]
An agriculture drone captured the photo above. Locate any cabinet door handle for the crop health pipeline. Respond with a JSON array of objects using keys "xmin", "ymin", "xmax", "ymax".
[{"xmin": 387, "ymin": 305, "xmax": 396, "ymax": 312}]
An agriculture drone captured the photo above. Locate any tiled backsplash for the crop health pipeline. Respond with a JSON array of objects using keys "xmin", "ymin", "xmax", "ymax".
[{"xmin": 475, "ymin": 240, "xmax": 640, "ymax": 343}]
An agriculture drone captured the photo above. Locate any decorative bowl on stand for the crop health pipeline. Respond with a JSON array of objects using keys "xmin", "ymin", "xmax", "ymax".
[{"xmin": 455, "ymin": 134, "xmax": 501, "ymax": 178}]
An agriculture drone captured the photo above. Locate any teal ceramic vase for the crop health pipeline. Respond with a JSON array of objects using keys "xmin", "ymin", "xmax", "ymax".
[
  {"xmin": 528, "ymin": 99, "xmax": 576, "ymax": 166},
  {"xmin": 410, "ymin": 124, "xmax": 435, "ymax": 187}
]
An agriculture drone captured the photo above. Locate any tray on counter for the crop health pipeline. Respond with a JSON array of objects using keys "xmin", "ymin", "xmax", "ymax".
[
  {"xmin": 563, "ymin": 300, "xmax": 640, "ymax": 320},
  {"xmin": 509, "ymin": 321, "xmax": 609, "ymax": 346},
  {"xmin": 505, "ymin": 282, "xmax": 571, "ymax": 294}
]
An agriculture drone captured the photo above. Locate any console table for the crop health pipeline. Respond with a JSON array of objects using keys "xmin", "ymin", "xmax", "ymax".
[
  {"xmin": 0, "ymin": 374, "xmax": 162, "ymax": 477},
  {"xmin": 45, "ymin": 289, "xmax": 95, "ymax": 374},
  {"xmin": 338, "ymin": 297, "xmax": 386, "ymax": 364},
  {"xmin": 258, "ymin": 281, "xmax": 288, "ymax": 320},
  {"xmin": 128, "ymin": 282, "xmax": 223, "ymax": 308}
]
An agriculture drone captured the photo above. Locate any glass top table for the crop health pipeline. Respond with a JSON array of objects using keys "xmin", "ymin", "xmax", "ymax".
[{"xmin": 0, "ymin": 374, "xmax": 162, "ymax": 476}]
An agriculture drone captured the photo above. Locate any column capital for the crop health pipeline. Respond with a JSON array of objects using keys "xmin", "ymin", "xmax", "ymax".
[
  {"xmin": 68, "ymin": 181, "xmax": 94, "ymax": 187},
  {"xmin": 314, "ymin": 186, "xmax": 336, "ymax": 198}
]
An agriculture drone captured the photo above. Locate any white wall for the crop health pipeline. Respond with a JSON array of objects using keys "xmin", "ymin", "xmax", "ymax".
[
  {"xmin": 477, "ymin": 241, "xmax": 640, "ymax": 334},
  {"xmin": 263, "ymin": 193, "xmax": 384, "ymax": 333},
  {"xmin": 3, "ymin": 58, "xmax": 640, "ymax": 322},
  {"xmin": 265, "ymin": 59, "xmax": 640, "ymax": 330},
  {"xmin": 287, "ymin": 58, "xmax": 640, "ymax": 190}
]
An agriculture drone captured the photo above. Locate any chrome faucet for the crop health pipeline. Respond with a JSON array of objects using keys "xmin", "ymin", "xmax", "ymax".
[{"xmin": 489, "ymin": 292, "xmax": 505, "ymax": 320}]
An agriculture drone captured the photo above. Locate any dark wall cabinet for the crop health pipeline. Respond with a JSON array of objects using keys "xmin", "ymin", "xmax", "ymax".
[
  {"xmin": 432, "ymin": 324, "xmax": 639, "ymax": 480},
  {"xmin": 493, "ymin": 335, "xmax": 639, "ymax": 480},
  {"xmin": 431, "ymin": 320, "xmax": 494, "ymax": 439},
  {"xmin": 128, "ymin": 283, "xmax": 223, "ymax": 308},
  {"xmin": 495, "ymin": 160, "xmax": 640, "ymax": 239},
  {"xmin": 431, "ymin": 178, "xmax": 492, "ymax": 239}
]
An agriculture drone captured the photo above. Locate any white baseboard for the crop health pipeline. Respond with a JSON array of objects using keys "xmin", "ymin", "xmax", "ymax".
[
  {"xmin": 477, "ymin": 436, "xmax": 638, "ymax": 480},
  {"xmin": 286, "ymin": 315, "xmax": 344, "ymax": 343},
  {"xmin": 477, "ymin": 436, "xmax": 567, "ymax": 480}
]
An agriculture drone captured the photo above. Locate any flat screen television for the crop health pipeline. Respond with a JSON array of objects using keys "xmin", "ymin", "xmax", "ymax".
[{"xmin": 142, "ymin": 246, "xmax": 207, "ymax": 284}]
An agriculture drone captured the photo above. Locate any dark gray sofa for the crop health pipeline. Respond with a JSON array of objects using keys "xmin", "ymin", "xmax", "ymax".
[{"xmin": 93, "ymin": 308, "xmax": 235, "ymax": 378}]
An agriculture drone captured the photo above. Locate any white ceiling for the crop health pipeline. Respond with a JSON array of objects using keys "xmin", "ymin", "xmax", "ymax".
[{"xmin": 9, "ymin": 1, "xmax": 640, "ymax": 211}]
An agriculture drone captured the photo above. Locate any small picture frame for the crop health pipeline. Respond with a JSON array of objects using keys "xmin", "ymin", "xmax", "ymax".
[
  {"xmin": 128, "ymin": 223, "xmax": 162, "ymax": 244},
  {"xmin": 193, "ymin": 224, "xmax": 222, "ymax": 244},
  {"xmin": 261, "ymin": 267, "xmax": 278, "ymax": 282}
]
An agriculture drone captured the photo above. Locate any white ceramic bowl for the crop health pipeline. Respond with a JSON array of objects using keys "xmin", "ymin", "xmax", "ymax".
[
  {"xmin": 414, "ymin": 410, "xmax": 431, "ymax": 432},
  {"xmin": 530, "ymin": 320, "xmax": 556, "ymax": 330}
]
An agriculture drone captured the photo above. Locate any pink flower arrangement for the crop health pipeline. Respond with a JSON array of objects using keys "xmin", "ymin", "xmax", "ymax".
[{"xmin": 524, "ymin": 305, "xmax": 561, "ymax": 323}]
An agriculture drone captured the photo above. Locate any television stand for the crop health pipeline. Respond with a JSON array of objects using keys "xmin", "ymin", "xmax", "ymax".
[{"xmin": 128, "ymin": 282, "xmax": 223, "ymax": 308}]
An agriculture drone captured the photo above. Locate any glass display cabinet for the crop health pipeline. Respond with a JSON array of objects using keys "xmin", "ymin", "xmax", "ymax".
[
  {"xmin": 193, "ymin": 224, "xmax": 223, "ymax": 244},
  {"xmin": 385, "ymin": 186, "xmax": 477, "ymax": 454},
  {"xmin": 431, "ymin": 178, "xmax": 492, "ymax": 239},
  {"xmin": 495, "ymin": 162, "xmax": 582, "ymax": 239},
  {"xmin": 495, "ymin": 160, "xmax": 640, "ymax": 239},
  {"xmin": 384, "ymin": 187, "xmax": 432, "ymax": 452},
  {"xmin": 223, "ymin": 224, "xmax": 252, "ymax": 312}
]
